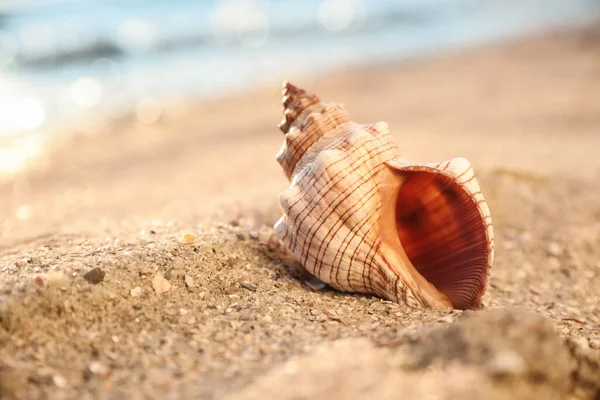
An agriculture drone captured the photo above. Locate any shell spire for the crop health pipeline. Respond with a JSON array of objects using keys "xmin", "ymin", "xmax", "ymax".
[
  {"xmin": 274, "ymin": 82, "xmax": 494, "ymax": 310},
  {"xmin": 276, "ymin": 81, "xmax": 350, "ymax": 179}
]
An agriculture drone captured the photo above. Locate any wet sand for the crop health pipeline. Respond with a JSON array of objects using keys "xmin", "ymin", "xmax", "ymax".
[{"xmin": 1, "ymin": 23, "xmax": 600, "ymax": 399}]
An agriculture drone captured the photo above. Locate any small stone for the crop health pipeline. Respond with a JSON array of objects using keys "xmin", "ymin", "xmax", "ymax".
[
  {"xmin": 52, "ymin": 374, "xmax": 67, "ymax": 388},
  {"xmin": 304, "ymin": 275, "xmax": 326, "ymax": 290},
  {"xmin": 46, "ymin": 271, "xmax": 67, "ymax": 287},
  {"xmin": 487, "ymin": 351, "xmax": 527, "ymax": 377},
  {"xmin": 236, "ymin": 233, "xmax": 247, "ymax": 241},
  {"xmin": 130, "ymin": 286, "xmax": 142, "ymax": 297},
  {"xmin": 241, "ymin": 282, "xmax": 257, "ymax": 292},
  {"xmin": 34, "ymin": 275, "xmax": 44, "ymax": 287},
  {"xmin": 547, "ymin": 242, "xmax": 564, "ymax": 257},
  {"xmin": 177, "ymin": 233, "xmax": 196, "ymax": 244},
  {"xmin": 88, "ymin": 361, "xmax": 109, "ymax": 376},
  {"xmin": 436, "ymin": 314, "xmax": 455, "ymax": 324},
  {"xmin": 184, "ymin": 274, "xmax": 195, "ymax": 288},
  {"xmin": 84, "ymin": 268, "xmax": 105, "ymax": 284},
  {"xmin": 152, "ymin": 274, "xmax": 171, "ymax": 294},
  {"xmin": 179, "ymin": 308, "xmax": 189, "ymax": 315}
]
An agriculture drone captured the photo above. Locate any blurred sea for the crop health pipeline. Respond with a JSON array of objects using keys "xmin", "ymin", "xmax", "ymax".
[{"xmin": 0, "ymin": 0, "xmax": 599, "ymax": 174}]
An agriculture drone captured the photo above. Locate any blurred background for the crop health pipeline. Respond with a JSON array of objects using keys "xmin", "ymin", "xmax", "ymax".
[
  {"xmin": 1, "ymin": 0, "xmax": 600, "ymax": 177},
  {"xmin": 3, "ymin": 3, "xmax": 600, "ymax": 399}
]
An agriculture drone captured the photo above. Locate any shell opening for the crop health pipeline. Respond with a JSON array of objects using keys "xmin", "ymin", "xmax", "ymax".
[{"xmin": 394, "ymin": 171, "xmax": 489, "ymax": 309}]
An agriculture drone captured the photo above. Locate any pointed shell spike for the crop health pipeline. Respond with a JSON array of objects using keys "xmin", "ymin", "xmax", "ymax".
[
  {"xmin": 276, "ymin": 81, "xmax": 350, "ymax": 179},
  {"xmin": 274, "ymin": 82, "xmax": 494, "ymax": 310}
]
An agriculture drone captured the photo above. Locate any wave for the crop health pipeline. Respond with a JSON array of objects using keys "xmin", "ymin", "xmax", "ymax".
[{"xmin": 2, "ymin": 0, "xmax": 450, "ymax": 70}]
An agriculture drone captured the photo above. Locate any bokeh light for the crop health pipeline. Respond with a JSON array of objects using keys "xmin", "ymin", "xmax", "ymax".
[
  {"xmin": 318, "ymin": 0, "xmax": 363, "ymax": 32},
  {"xmin": 117, "ymin": 18, "xmax": 158, "ymax": 54},
  {"xmin": 13, "ymin": 98, "xmax": 46, "ymax": 130},
  {"xmin": 210, "ymin": 0, "xmax": 270, "ymax": 45},
  {"xmin": 0, "ymin": 79, "xmax": 46, "ymax": 133},
  {"xmin": 69, "ymin": 77, "xmax": 102, "ymax": 109}
]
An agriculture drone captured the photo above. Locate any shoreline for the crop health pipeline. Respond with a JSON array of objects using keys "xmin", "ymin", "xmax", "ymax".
[
  {"xmin": 1, "ymin": 23, "xmax": 600, "ymax": 399},
  {"xmin": 3, "ymin": 22, "xmax": 600, "ymax": 241},
  {"xmin": 3, "ymin": 16, "xmax": 600, "ymax": 183}
]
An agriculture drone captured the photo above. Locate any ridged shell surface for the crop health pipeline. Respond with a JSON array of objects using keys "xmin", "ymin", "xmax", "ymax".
[{"xmin": 274, "ymin": 82, "xmax": 494, "ymax": 310}]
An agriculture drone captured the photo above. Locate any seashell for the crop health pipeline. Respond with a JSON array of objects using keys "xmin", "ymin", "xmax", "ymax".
[{"xmin": 274, "ymin": 82, "xmax": 494, "ymax": 310}]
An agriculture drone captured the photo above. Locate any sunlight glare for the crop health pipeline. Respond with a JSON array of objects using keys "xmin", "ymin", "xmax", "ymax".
[
  {"xmin": 0, "ymin": 85, "xmax": 46, "ymax": 133},
  {"xmin": 0, "ymin": 134, "xmax": 44, "ymax": 177}
]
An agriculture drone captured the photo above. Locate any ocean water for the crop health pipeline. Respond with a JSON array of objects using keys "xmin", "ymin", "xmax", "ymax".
[{"xmin": 0, "ymin": 0, "xmax": 599, "ymax": 175}]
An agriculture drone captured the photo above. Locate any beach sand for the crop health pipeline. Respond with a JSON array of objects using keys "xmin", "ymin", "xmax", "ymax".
[{"xmin": 1, "ymin": 23, "xmax": 600, "ymax": 399}]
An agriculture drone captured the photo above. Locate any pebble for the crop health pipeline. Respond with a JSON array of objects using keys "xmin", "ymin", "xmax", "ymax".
[
  {"xmin": 309, "ymin": 309, "xmax": 328, "ymax": 322},
  {"xmin": 177, "ymin": 233, "xmax": 196, "ymax": 244},
  {"xmin": 46, "ymin": 270, "xmax": 67, "ymax": 287},
  {"xmin": 436, "ymin": 315, "xmax": 455, "ymax": 324},
  {"xmin": 241, "ymin": 282, "xmax": 257, "ymax": 292},
  {"xmin": 487, "ymin": 351, "xmax": 527, "ymax": 377},
  {"xmin": 88, "ymin": 361, "xmax": 109, "ymax": 376},
  {"xmin": 34, "ymin": 275, "xmax": 45, "ymax": 287},
  {"xmin": 83, "ymin": 268, "xmax": 105, "ymax": 284},
  {"xmin": 152, "ymin": 274, "xmax": 171, "ymax": 294},
  {"xmin": 547, "ymin": 242, "xmax": 564, "ymax": 257},
  {"xmin": 52, "ymin": 374, "xmax": 67, "ymax": 388},
  {"xmin": 130, "ymin": 286, "xmax": 142, "ymax": 297},
  {"xmin": 184, "ymin": 274, "xmax": 195, "ymax": 288},
  {"xmin": 304, "ymin": 276, "xmax": 326, "ymax": 290}
]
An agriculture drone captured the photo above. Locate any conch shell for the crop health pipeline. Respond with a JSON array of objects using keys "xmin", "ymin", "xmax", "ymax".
[{"xmin": 274, "ymin": 82, "xmax": 494, "ymax": 310}]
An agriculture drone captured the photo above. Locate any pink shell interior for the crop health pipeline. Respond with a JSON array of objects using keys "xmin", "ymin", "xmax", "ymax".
[{"xmin": 394, "ymin": 171, "xmax": 489, "ymax": 309}]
